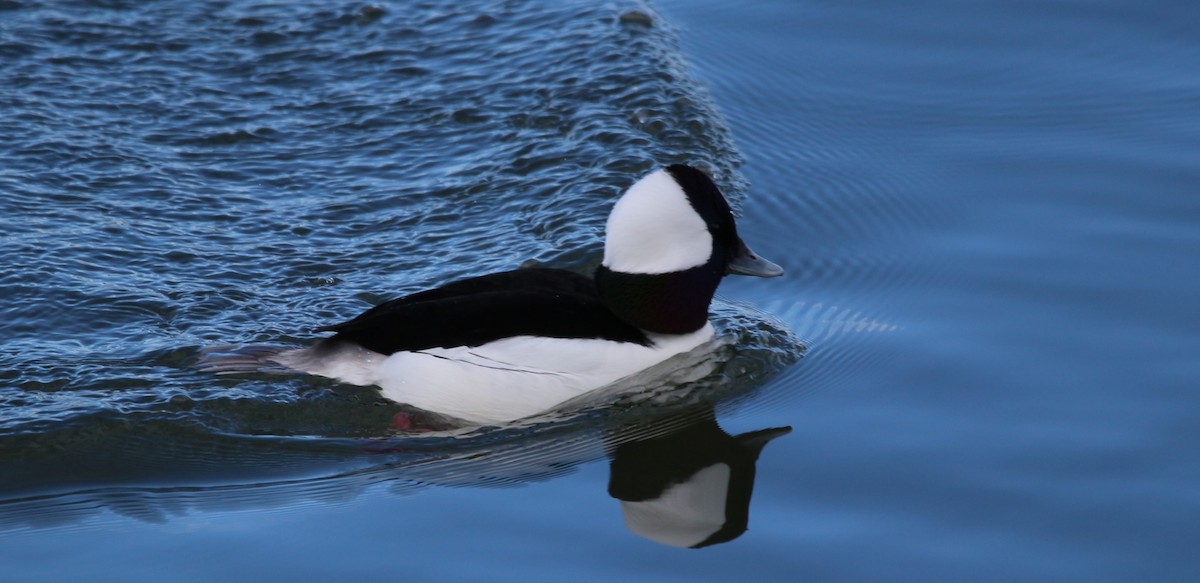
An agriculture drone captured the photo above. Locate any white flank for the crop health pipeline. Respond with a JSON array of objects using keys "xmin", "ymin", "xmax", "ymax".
[
  {"xmin": 276, "ymin": 324, "xmax": 715, "ymax": 424},
  {"xmin": 602, "ymin": 169, "xmax": 712, "ymax": 274}
]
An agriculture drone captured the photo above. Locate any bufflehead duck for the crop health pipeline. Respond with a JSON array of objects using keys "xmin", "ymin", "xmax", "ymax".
[{"xmin": 243, "ymin": 164, "xmax": 782, "ymax": 424}]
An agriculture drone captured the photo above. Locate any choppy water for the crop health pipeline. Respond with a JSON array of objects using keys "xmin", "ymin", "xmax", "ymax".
[{"xmin": 3, "ymin": 0, "xmax": 1200, "ymax": 581}]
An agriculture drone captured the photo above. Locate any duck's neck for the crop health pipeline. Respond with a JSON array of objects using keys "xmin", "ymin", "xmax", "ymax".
[{"xmin": 594, "ymin": 264, "xmax": 722, "ymax": 335}]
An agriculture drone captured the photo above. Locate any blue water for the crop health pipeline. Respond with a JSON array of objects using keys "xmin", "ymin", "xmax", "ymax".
[{"xmin": 3, "ymin": 0, "xmax": 1199, "ymax": 581}]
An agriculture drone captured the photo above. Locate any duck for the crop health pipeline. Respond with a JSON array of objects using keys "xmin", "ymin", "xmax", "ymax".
[{"xmin": 247, "ymin": 164, "xmax": 782, "ymax": 424}]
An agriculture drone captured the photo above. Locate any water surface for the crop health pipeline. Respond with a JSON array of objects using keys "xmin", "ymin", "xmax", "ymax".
[{"xmin": 2, "ymin": 0, "xmax": 1199, "ymax": 581}]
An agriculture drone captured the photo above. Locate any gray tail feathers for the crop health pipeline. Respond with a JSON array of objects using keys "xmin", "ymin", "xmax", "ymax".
[{"xmin": 195, "ymin": 344, "xmax": 298, "ymax": 376}]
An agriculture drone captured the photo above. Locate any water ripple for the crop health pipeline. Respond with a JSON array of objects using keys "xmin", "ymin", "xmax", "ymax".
[{"xmin": 0, "ymin": 0, "xmax": 799, "ymax": 521}]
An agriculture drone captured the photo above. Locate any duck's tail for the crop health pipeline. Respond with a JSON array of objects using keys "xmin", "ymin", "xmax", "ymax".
[{"xmin": 194, "ymin": 344, "xmax": 299, "ymax": 376}]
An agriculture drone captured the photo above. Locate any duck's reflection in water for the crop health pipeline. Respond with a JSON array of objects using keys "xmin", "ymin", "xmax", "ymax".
[
  {"xmin": 606, "ymin": 409, "xmax": 790, "ymax": 548},
  {"xmin": 0, "ymin": 401, "xmax": 792, "ymax": 549}
]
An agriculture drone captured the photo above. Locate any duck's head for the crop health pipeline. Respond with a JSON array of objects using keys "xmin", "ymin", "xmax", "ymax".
[{"xmin": 595, "ymin": 164, "xmax": 782, "ymax": 334}]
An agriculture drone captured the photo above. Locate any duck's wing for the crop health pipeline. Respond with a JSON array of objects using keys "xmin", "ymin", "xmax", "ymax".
[
  {"xmin": 316, "ymin": 268, "xmax": 649, "ymax": 354},
  {"xmin": 318, "ymin": 269, "xmax": 596, "ymax": 332}
]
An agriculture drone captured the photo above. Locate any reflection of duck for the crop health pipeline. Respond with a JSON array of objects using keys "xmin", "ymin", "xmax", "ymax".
[
  {"xmin": 205, "ymin": 164, "xmax": 781, "ymax": 424},
  {"xmin": 607, "ymin": 410, "xmax": 790, "ymax": 548},
  {"xmin": 0, "ymin": 404, "xmax": 792, "ymax": 536}
]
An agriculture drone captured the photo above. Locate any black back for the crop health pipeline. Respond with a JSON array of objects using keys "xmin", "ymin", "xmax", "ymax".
[{"xmin": 317, "ymin": 268, "xmax": 650, "ymax": 354}]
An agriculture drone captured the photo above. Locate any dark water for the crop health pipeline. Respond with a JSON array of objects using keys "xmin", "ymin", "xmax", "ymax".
[{"xmin": 2, "ymin": 0, "xmax": 1199, "ymax": 581}]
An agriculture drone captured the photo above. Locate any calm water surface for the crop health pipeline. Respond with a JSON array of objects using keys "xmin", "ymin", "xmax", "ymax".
[{"xmin": 2, "ymin": 0, "xmax": 1199, "ymax": 581}]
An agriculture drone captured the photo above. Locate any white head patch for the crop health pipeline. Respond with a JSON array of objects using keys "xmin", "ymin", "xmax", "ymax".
[{"xmin": 602, "ymin": 169, "xmax": 713, "ymax": 274}]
